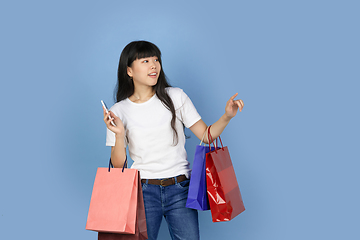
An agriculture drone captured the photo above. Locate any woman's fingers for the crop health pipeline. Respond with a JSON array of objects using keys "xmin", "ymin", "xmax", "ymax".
[
  {"xmin": 103, "ymin": 107, "xmax": 112, "ymax": 124},
  {"xmin": 228, "ymin": 93, "xmax": 244, "ymax": 113},
  {"xmin": 236, "ymin": 100, "xmax": 244, "ymax": 112},
  {"xmin": 103, "ymin": 111, "xmax": 110, "ymax": 122},
  {"xmin": 238, "ymin": 99, "xmax": 244, "ymax": 108},
  {"xmin": 102, "ymin": 106, "xmax": 108, "ymax": 117},
  {"xmin": 103, "ymin": 109, "xmax": 115, "ymax": 128},
  {"xmin": 229, "ymin": 93, "xmax": 244, "ymax": 108},
  {"xmin": 230, "ymin": 93, "xmax": 238, "ymax": 101}
]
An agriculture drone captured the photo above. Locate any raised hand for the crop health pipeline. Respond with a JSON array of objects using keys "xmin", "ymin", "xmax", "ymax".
[
  {"xmin": 103, "ymin": 106, "xmax": 125, "ymax": 136},
  {"xmin": 225, "ymin": 93, "xmax": 244, "ymax": 119}
]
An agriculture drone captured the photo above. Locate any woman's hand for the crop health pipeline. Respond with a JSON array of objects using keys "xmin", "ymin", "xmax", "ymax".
[
  {"xmin": 103, "ymin": 106, "xmax": 125, "ymax": 136},
  {"xmin": 225, "ymin": 93, "xmax": 244, "ymax": 119}
]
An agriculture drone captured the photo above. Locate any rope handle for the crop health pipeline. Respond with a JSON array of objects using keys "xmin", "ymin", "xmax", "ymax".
[
  {"xmin": 199, "ymin": 125, "xmax": 218, "ymax": 148},
  {"xmin": 207, "ymin": 126, "xmax": 223, "ymax": 153},
  {"xmin": 200, "ymin": 126, "xmax": 210, "ymax": 145},
  {"xmin": 108, "ymin": 156, "xmax": 127, "ymax": 173}
]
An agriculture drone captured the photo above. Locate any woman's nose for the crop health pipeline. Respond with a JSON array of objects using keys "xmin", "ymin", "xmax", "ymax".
[{"xmin": 151, "ymin": 61, "xmax": 156, "ymax": 69}]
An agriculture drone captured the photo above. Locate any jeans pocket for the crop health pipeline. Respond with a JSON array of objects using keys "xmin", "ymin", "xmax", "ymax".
[
  {"xmin": 176, "ymin": 179, "xmax": 190, "ymax": 189},
  {"xmin": 141, "ymin": 182, "xmax": 148, "ymax": 190}
]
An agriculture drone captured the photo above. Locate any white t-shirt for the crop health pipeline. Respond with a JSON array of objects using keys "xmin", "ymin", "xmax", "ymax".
[{"xmin": 106, "ymin": 87, "xmax": 201, "ymax": 179}]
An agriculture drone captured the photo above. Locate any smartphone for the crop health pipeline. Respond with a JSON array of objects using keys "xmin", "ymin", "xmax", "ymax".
[{"xmin": 101, "ymin": 100, "xmax": 116, "ymax": 126}]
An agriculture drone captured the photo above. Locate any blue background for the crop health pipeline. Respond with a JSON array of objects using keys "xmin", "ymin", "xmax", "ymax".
[{"xmin": 1, "ymin": 0, "xmax": 359, "ymax": 239}]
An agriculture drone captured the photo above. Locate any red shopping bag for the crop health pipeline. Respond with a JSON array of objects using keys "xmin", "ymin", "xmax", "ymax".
[
  {"xmin": 86, "ymin": 162, "xmax": 147, "ymax": 240},
  {"xmin": 205, "ymin": 127, "xmax": 245, "ymax": 222}
]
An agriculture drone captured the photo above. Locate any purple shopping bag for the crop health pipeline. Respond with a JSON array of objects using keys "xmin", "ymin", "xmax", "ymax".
[{"xmin": 186, "ymin": 140, "xmax": 216, "ymax": 211}]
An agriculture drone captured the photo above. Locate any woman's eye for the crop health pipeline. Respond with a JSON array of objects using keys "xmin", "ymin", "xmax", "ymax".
[{"xmin": 143, "ymin": 60, "xmax": 148, "ymax": 63}]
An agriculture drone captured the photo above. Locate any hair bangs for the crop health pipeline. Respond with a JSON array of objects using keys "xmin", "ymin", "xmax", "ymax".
[{"xmin": 128, "ymin": 41, "xmax": 161, "ymax": 65}]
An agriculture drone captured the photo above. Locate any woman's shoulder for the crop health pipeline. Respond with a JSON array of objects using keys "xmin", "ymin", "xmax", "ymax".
[
  {"xmin": 166, "ymin": 87, "xmax": 186, "ymax": 97},
  {"xmin": 165, "ymin": 87, "xmax": 190, "ymax": 109},
  {"xmin": 109, "ymin": 99, "xmax": 129, "ymax": 113}
]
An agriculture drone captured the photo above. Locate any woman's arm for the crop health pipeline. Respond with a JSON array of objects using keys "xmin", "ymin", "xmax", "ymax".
[
  {"xmin": 189, "ymin": 93, "xmax": 244, "ymax": 144},
  {"xmin": 103, "ymin": 107, "xmax": 127, "ymax": 167},
  {"xmin": 110, "ymin": 142, "xmax": 127, "ymax": 168}
]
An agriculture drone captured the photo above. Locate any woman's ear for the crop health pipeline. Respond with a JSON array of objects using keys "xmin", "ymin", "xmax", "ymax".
[{"xmin": 127, "ymin": 66, "xmax": 133, "ymax": 78}]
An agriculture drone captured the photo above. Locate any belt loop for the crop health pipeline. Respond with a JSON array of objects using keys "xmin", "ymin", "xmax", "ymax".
[
  {"xmin": 146, "ymin": 179, "xmax": 149, "ymax": 184},
  {"xmin": 174, "ymin": 175, "xmax": 178, "ymax": 184}
]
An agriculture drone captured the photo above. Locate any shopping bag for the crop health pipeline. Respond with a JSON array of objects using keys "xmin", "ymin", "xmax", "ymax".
[
  {"xmin": 205, "ymin": 127, "xmax": 245, "ymax": 222},
  {"xmin": 98, "ymin": 171, "xmax": 148, "ymax": 240},
  {"xmin": 186, "ymin": 135, "xmax": 216, "ymax": 210},
  {"xmin": 86, "ymin": 160, "xmax": 143, "ymax": 235}
]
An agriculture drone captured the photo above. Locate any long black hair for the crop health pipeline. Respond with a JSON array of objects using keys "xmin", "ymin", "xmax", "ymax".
[{"xmin": 115, "ymin": 40, "xmax": 179, "ymax": 144}]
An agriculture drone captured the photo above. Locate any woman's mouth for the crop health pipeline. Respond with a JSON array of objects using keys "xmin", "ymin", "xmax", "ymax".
[{"xmin": 148, "ymin": 72, "xmax": 157, "ymax": 78}]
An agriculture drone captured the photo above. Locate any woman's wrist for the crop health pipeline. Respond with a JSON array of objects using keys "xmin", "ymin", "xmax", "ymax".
[
  {"xmin": 222, "ymin": 113, "xmax": 233, "ymax": 122},
  {"xmin": 115, "ymin": 132, "xmax": 125, "ymax": 139}
]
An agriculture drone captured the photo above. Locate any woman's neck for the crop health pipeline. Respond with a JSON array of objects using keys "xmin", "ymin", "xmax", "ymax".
[{"xmin": 129, "ymin": 88, "xmax": 155, "ymax": 103}]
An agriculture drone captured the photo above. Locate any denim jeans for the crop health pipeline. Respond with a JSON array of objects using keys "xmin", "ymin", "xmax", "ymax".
[{"xmin": 141, "ymin": 177, "xmax": 200, "ymax": 240}]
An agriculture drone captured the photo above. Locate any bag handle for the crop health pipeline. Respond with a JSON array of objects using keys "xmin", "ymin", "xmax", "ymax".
[
  {"xmin": 207, "ymin": 126, "xmax": 223, "ymax": 153},
  {"xmin": 108, "ymin": 156, "xmax": 127, "ymax": 173},
  {"xmin": 199, "ymin": 125, "xmax": 218, "ymax": 148},
  {"xmin": 200, "ymin": 126, "xmax": 211, "ymax": 146}
]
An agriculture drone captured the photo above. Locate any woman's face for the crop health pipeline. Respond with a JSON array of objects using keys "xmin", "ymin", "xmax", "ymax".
[{"xmin": 127, "ymin": 56, "xmax": 161, "ymax": 89}]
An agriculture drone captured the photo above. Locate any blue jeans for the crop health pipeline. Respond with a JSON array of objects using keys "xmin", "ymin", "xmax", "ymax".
[{"xmin": 141, "ymin": 177, "xmax": 200, "ymax": 240}]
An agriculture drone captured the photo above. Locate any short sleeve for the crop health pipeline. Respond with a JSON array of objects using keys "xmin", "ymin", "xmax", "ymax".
[{"xmin": 169, "ymin": 88, "xmax": 202, "ymax": 128}]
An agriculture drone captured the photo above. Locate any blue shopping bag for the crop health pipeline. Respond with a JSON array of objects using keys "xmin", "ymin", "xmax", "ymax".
[{"xmin": 186, "ymin": 142, "xmax": 215, "ymax": 211}]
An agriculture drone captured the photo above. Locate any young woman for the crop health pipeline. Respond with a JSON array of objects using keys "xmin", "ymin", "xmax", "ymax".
[{"xmin": 103, "ymin": 40, "xmax": 244, "ymax": 240}]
